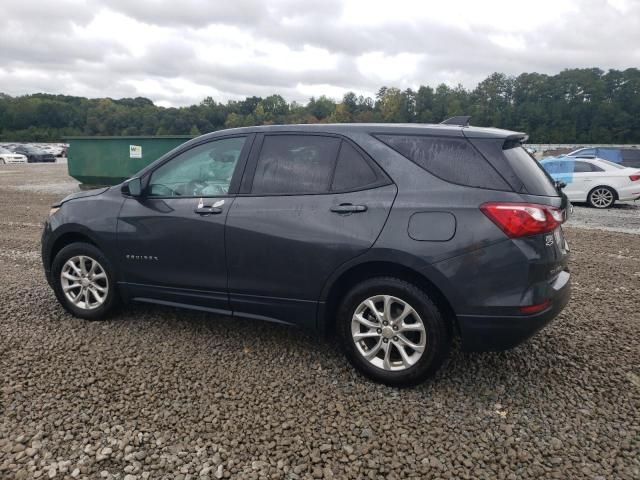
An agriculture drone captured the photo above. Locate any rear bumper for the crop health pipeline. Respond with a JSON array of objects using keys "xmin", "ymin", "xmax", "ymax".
[
  {"xmin": 616, "ymin": 184, "xmax": 640, "ymax": 202},
  {"xmin": 457, "ymin": 271, "xmax": 571, "ymax": 352}
]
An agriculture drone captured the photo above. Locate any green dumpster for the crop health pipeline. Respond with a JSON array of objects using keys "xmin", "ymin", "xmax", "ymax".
[{"xmin": 65, "ymin": 136, "xmax": 193, "ymax": 186}]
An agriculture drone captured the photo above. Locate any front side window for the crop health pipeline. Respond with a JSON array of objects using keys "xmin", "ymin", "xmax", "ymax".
[
  {"xmin": 251, "ymin": 135, "xmax": 341, "ymax": 194},
  {"xmin": 148, "ymin": 136, "xmax": 246, "ymax": 197}
]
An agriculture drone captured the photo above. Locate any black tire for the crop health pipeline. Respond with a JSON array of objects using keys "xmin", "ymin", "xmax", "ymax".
[
  {"xmin": 51, "ymin": 242, "xmax": 119, "ymax": 320},
  {"xmin": 337, "ymin": 277, "xmax": 450, "ymax": 387},
  {"xmin": 587, "ymin": 186, "xmax": 616, "ymax": 209}
]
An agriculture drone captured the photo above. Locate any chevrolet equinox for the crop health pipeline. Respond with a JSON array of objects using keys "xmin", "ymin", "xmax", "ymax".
[{"xmin": 42, "ymin": 121, "xmax": 571, "ymax": 386}]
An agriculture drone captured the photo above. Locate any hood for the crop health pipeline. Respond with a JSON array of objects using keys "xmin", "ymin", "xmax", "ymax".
[{"xmin": 55, "ymin": 187, "xmax": 110, "ymax": 207}]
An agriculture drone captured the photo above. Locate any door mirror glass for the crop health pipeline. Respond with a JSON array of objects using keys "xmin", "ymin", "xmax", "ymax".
[{"xmin": 127, "ymin": 177, "xmax": 143, "ymax": 196}]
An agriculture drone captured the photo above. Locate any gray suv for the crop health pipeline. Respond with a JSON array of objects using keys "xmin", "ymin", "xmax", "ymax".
[{"xmin": 42, "ymin": 122, "xmax": 571, "ymax": 386}]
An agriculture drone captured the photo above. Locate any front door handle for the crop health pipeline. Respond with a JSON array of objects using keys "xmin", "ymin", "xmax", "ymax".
[
  {"xmin": 330, "ymin": 203, "xmax": 368, "ymax": 214},
  {"xmin": 195, "ymin": 198, "xmax": 224, "ymax": 215},
  {"xmin": 194, "ymin": 206, "xmax": 223, "ymax": 215}
]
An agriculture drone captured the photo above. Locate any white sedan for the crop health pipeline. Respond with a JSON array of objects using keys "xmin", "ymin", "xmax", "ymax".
[
  {"xmin": 0, "ymin": 147, "xmax": 27, "ymax": 164},
  {"xmin": 541, "ymin": 157, "xmax": 640, "ymax": 208}
]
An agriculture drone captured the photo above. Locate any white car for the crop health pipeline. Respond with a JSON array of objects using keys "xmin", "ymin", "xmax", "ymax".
[
  {"xmin": 541, "ymin": 157, "xmax": 640, "ymax": 208},
  {"xmin": 0, "ymin": 147, "xmax": 27, "ymax": 164}
]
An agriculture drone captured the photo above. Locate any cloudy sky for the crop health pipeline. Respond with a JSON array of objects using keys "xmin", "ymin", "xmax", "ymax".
[{"xmin": 0, "ymin": 0, "xmax": 639, "ymax": 107}]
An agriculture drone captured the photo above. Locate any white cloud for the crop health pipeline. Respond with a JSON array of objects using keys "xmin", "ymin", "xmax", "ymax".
[{"xmin": 0, "ymin": 0, "xmax": 638, "ymax": 106}]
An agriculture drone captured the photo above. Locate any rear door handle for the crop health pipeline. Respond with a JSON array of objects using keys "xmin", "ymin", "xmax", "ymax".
[{"xmin": 330, "ymin": 203, "xmax": 368, "ymax": 214}]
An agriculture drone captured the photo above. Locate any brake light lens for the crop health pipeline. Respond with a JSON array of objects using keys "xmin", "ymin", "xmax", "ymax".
[
  {"xmin": 480, "ymin": 202, "xmax": 564, "ymax": 238},
  {"xmin": 629, "ymin": 173, "xmax": 640, "ymax": 181}
]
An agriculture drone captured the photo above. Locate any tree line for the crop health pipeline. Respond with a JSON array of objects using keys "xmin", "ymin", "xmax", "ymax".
[{"xmin": 1, "ymin": 68, "xmax": 639, "ymax": 144}]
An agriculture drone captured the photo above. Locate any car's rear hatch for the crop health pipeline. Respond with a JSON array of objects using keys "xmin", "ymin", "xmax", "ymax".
[{"xmin": 465, "ymin": 132, "xmax": 570, "ymax": 307}]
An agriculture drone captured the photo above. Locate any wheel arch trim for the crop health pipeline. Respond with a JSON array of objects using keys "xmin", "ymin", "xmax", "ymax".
[{"xmin": 317, "ymin": 250, "xmax": 460, "ymax": 335}]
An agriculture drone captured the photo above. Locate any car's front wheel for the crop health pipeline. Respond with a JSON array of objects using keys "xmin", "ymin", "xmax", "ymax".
[
  {"xmin": 338, "ymin": 277, "xmax": 450, "ymax": 387},
  {"xmin": 588, "ymin": 186, "xmax": 616, "ymax": 208},
  {"xmin": 51, "ymin": 242, "xmax": 118, "ymax": 320}
]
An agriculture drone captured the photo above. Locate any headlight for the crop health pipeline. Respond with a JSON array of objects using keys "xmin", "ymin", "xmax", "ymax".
[{"xmin": 49, "ymin": 207, "xmax": 60, "ymax": 217}]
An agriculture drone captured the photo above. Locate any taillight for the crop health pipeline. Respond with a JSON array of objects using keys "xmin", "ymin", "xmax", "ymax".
[
  {"xmin": 629, "ymin": 173, "xmax": 640, "ymax": 181},
  {"xmin": 480, "ymin": 202, "xmax": 564, "ymax": 238}
]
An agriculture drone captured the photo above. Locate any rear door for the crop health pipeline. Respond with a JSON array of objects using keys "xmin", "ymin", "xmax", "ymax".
[{"xmin": 225, "ymin": 133, "xmax": 396, "ymax": 329}]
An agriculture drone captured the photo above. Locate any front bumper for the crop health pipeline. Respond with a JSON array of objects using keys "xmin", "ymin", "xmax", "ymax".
[{"xmin": 457, "ymin": 270, "xmax": 571, "ymax": 352}]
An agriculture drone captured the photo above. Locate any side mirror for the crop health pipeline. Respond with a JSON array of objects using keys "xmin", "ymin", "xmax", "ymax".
[
  {"xmin": 125, "ymin": 177, "xmax": 143, "ymax": 197},
  {"xmin": 555, "ymin": 180, "xmax": 567, "ymax": 190}
]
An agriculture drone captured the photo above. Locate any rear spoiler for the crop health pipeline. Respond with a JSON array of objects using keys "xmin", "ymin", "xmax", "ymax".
[
  {"xmin": 503, "ymin": 133, "xmax": 529, "ymax": 147},
  {"xmin": 440, "ymin": 116, "xmax": 471, "ymax": 126}
]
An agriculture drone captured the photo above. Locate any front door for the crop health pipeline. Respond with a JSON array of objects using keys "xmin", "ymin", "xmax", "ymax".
[
  {"xmin": 117, "ymin": 135, "xmax": 251, "ymax": 313},
  {"xmin": 226, "ymin": 133, "xmax": 396, "ymax": 329}
]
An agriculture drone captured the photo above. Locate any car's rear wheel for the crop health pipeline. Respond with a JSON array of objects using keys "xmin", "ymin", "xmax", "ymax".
[
  {"xmin": 51, "ymin": 242, "xmax": 118, "ymax": 320},
  {"xmin": 588, "ymin": 186, "xmax": 616, "ymax": 208},
  {"xmin": 338, "ymin": 277, "xmax": 450, "ymax": 387}
]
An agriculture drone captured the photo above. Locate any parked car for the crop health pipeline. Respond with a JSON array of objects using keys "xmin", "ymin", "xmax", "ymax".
[
  {"xmin": 13, "ymin": 145, "xmax": 56, "ymax": 163},
  {"xmin": 541, "ymin": 157, "xmax": 640, "ymax": 208},
  {"xmin": 0, "ymin": 147, "xmax": 27, "ymax": 164},
  {"xmin": 39, "ymin": 144, "xmax": 65, "ymax": 157},
  {"xmin": 42, "ymin": 123, "xmax": 571, "ymax": 386},
  {"xmin": 564, "ymin": 147, "xmax": 640, "ymax": 168}
]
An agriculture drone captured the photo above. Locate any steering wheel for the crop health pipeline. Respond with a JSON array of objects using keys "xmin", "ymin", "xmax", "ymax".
[{"xmin": 186, "ymin": 180, "xmax": 207, "ymax": 196}]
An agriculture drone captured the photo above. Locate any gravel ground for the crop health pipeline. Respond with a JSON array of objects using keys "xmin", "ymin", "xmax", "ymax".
[
  {"xmin": 1, "ymin": 164, "xmax": 639, "ymax": 480},
  {"xmin": 568, "ymin": 202, "xmax": 640, "ymax": 235}
]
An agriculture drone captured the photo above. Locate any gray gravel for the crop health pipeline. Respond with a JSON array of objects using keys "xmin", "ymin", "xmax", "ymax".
[
  {"xmin": 1, "ymin": 164, "xmax": 639, "ymax": 479},
  {"xmin": 568, "ymin": 201, "xmax": 640, "ymax": 234}
]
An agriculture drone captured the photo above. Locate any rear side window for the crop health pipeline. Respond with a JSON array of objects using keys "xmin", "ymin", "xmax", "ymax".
[
  {"xmin": 376, "ymin": 135, "xmax": 510, "ymax": 190},
  {"xmin": 574, "ymin": 161, "xmax": 603, "ymax": 173},
  {"xmin": 331, "ymin": 141, "xmax": 379, "ymax": 191},
  {"xmin": 503, "ymin": 146, "xmax": 558, "ymax": 196},
  {"xmin": 251, "ymin": 135, "xmax": 340, "ymax": 194}
]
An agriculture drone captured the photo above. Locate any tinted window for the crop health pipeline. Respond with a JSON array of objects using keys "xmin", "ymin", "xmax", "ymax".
[
  {"xmin": 376, "ymin": 135, "xmax": 509, "ymax": 190},
  {"xmin": 331, "ymin": 141, "xmax": 379, "ymax": 191},
  {"xmin": 574, "ymin": 161, "xmax": 601, "ymax": 173},
  {"xmin": 504, "ymin": 146, "xmax": 558, "ymax": 196},
  {"xmin": 148, "ymin": 136, "xmax": 246, "ymax": 197},
  {"xmin": 252, "ymin": 135, "xmax": 340, "ymax": 194}
]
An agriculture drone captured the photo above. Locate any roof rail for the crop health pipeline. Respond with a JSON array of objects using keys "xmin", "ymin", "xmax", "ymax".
[{"xmin": 440, "ymin": 116, "xmax": 471, "ymax": 127}]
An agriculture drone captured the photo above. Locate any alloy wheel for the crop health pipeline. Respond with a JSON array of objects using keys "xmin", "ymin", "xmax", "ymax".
[
  {"xmin": 60, "ymin": 255, "xmax": 109, "ymax": 310},
  {"xmin": 351, "ymin": 295, "xmax": 427, "ymax": 371},
  {"xmin": 590, "ymin": 188, "xmax": 614, "ymax": 208}
]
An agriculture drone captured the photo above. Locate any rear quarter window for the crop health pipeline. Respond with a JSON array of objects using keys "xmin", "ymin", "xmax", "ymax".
[
  {"xmin": 375, "ymin": 135, "xmax": 510, "ymax": 190},
  {"xmin": 503, "ymin": 145, "xmax": 559, "ymax": 196}
]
